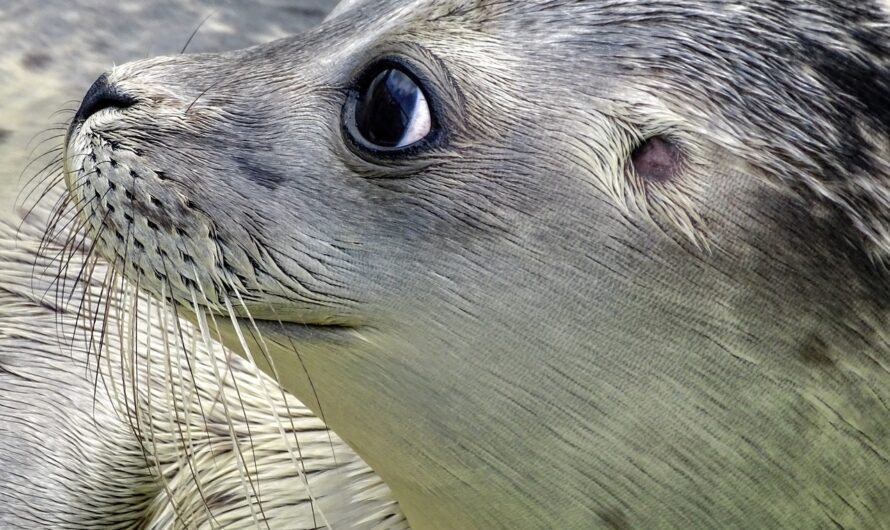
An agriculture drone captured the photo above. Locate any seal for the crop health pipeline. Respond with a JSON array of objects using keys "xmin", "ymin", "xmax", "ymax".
[{"xmin": 60, "ymin": 0, "xmax": 890, "ymax": 528}]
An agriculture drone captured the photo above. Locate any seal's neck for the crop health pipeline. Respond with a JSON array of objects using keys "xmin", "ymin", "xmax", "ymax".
[{"xmin": 291, "ymin": 306, "xmax": 890, "ymax": 529}]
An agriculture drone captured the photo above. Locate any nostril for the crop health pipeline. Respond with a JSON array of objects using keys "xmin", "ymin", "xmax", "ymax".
[{"xmin": 73, "ymin": 74, "xmax": 137, "ymax": 125}]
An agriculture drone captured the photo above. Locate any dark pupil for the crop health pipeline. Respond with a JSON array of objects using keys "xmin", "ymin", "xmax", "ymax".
[{"xmin": 355, "ymin": 68, "xmax": 420, "ymax": 148}]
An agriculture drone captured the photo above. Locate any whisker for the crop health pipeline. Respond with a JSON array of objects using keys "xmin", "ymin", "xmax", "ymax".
[
  {"xmin": 190, "ymin": 291, "xmax": 259, "ymax": 522},
  {"xmin": 48, "ymin": 100, "xmax": 80, "ymax": 115},
  {"xmin": 17, "ymin": 147, "xmax": 64, "ymax": 185},
  {"xmin": 192, "ymin": 284, "xmax": 269, "ymax": 529},
  {"xmin": 121, "ymin": 270, "xmax": 157, "ymax": 485},
  {"xmin": 185, "ymin": 78, "xmax": 227, "ymax": 114},
  {"xmin": 85, "ymin": 254, "xmax": 119, "ymax": 421},
  {"xmin": 157, "ymin": 257, "xmax": 226, "ymax": 528},
  {"xmin": 222, "ymin": 291, "xmax": 331, "ymax": 529},
  {"xmin": 151, "ymin": 289, "xmax": 202, "ymax": 529},
  {"xmin": 181, "ymin": 12, "xmax": 216, "ymax": 54},
  {"xmin": 235, "ymin": 244, "xmax": 341, "ymax": 471},
  {"xmin": 15, "ymin": 152, "xmax": 64, "ymax": 209},
  {"xmin": 24, "ymin": 133, "xmax": 66, "ymax": 161}
]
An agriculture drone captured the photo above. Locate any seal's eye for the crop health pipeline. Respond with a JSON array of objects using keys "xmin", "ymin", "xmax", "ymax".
[{"xmin": 354, "ymin": 68, "xmax": 432, "ymax": 149}]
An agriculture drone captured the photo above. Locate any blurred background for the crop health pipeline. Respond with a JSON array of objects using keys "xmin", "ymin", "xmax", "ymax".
[{"xmin": 0, "ymin": 0, "xmax": 336, "ymax": 212}]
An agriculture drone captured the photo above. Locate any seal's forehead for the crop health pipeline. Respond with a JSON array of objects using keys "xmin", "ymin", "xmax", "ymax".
[
  {"xmin": 327, "ymin": 0, "xmax": 890, "ymax": 51},
  {"xmin": 327, "ymin": 0, "xmax": 534, "ymax": 25},
  {"xmin": 327, "ymin": 0, "xmax": 444, "ymax": 20}
]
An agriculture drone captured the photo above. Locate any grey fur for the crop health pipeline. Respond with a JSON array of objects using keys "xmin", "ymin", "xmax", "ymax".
[{"xmin": 51, "ymin": 0, "xmax": 890, "ymax": 528}]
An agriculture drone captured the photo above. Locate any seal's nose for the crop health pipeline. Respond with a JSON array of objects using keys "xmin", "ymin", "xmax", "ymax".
[{"xmin": 73, "ymin": 74, "xmax": 137, "ymax": 125}]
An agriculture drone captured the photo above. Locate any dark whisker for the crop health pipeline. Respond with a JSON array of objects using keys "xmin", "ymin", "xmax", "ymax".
[
  {"xmin": 87, "ymin": 257, "xmax": 118, "ymax": 416},
  {"xmin": 185, "ymin": 78, "xmax": 226, "ymax": 114},
  {"xmin": 25, "ymin": 134, "xmax": 66, "ymax": 161},
  {"xmin": 181, "ymin": 12, "xmax": 216, "ymax": 54}
]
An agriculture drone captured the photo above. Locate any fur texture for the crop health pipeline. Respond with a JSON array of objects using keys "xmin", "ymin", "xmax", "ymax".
[
  {"xmin": 0, "ymin": 208, "xmax": 405, "ymax": 528},
  {"xmin": 17, "ymin": 0, "xmax": 890, "ymax": 528}
]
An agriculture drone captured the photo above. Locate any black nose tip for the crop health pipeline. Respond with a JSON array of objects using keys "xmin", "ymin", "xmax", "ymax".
[{"xmin": 73, "ymin": 74, "xmax": 137, "ymax": 125}]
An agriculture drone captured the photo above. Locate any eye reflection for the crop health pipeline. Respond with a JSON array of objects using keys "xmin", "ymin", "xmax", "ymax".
[{"xmin": 354, "ymin": 67, "xmax": 432, "ymax": 149}]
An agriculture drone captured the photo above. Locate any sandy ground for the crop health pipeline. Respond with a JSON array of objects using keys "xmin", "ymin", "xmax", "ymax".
[{"xmin": 0, "ymin": 0, "xmax": 335, "ymax": 214}]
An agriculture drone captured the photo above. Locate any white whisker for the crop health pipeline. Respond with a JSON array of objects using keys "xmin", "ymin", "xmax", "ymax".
[
  {"xmin": 221, "ymin": 290, "xmax": 332, "ymax": 530},
  {"xmin": 190, "ymin": 284, "xmax": 266, "ymax": 529}
]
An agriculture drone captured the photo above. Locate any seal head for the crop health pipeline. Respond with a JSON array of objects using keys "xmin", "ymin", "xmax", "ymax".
[{"xmin": 65, "ymin": 1, "xmax": 890, "ymax": 528}]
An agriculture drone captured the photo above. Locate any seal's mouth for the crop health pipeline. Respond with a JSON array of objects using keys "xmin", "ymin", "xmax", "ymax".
[
  {"xmin": 183, "ymin": 303, "xmax": 363, "ymax": 344},
  {"xmin": 233, "ymin": 316, "xmax": 359, "ymax": 338},
  {"xmin": 188, "ymin": 311, "xmax": 362, "ymax": 348},
  {"xmin": 62, "ymin": 126, "xmax": 365, "ymax": 339},
  {"xmin": 251, "ymin": 319, "xmax": 361, "ymax": 344},
  {"xmin": 206, "ymin": 301, "xmax": 364, "ymax": 328}
]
